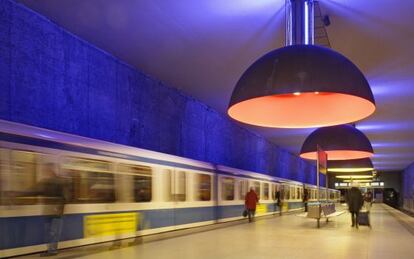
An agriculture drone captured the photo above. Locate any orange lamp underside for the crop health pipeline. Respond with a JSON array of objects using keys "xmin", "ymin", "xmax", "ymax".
[
  {"xmin": 300, "ymin": 150, "xmax": 373, "ymax": 160},
  {"xmin": 228, "ymin": 92, "xmax": 375, "ymax": 128}
]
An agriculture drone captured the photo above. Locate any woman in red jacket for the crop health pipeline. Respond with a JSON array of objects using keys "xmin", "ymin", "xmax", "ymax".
[{"xmin": 245, "ymin": 187, "xmax": 259, "ymax": 222}]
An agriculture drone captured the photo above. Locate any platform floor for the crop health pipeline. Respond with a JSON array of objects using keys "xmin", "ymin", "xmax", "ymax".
[{"xmin": 19, "ymin": 204, "xmax": 414, "ymax": 259}]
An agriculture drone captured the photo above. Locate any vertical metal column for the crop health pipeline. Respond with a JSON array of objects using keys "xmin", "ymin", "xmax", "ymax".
[{"xmin": 316, "ymin": 146, "xmax": 320, "ymax": 228}]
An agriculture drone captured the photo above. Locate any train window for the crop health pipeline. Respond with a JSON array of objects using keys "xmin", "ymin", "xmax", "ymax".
[
  {"xmin": 279, "ymin": 185, "xmax": 284, "ymax": 200},
  {"xmin": 5, "ymin": 151, "xmax": 73, "ymax": 206},
  {"xmin": 290, "ymin": 186, "xmax": 295, "ymax": 199},
  {"xmin": 6, "ymin": 150, "xmax": 39, "ymax": 205},
  {"xmin": 62, "ymin": 157, "xmax": 115, "ymax": 203},
  {"xmin": 319, "ymin": 190, "xmax": 326, "ymax": 200},
  {"xmin": 239, "ymin": 179, "xmax": 248, "ymax": 200},
  {"xmin": 118, "ymin": 164, "xmax": 152, "ymax": 202},
  {"xmin": 271, "ymin": 184, "xmax": 277, "ymax": 200},
  {"xmin": 221, "ymin": 177, "xmax": 235, "ymax": 200},
  {"xmin": 194, "ymin": 173, "xmax": 211, "ymax": 201},
  {"xmin": 280, "ymin": 185, "xmax": 284, "ymax": 200},
  {"xmin": 252, "ymin": 181, "xmax": 261, "ymax": 199},
  {"xmin": 263, "ymin": 183, "xmax": 269, "ymax": 200},
  {"xmin": 172, "ymin": 171, "xmax": 186, "ymax": 201},
  {"xmin": 284, "ymin": 186, "xmax": 290, "ymax": 200}
]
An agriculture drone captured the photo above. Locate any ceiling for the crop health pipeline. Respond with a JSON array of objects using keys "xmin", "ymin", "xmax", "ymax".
[{"xmin": 16, "ymin": 0, "xmax": 414, "ymax": 172}]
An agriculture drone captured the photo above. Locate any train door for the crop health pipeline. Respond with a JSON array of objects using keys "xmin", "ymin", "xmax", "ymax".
[
  {"xmin": 271, "ymin": 183, "xmax": 280, "ymax": 213},
  {"xmin": 0, "ymin": 148, "xmax": 10, "ymax": 205},
  {"xmin": 169, "ymin": 169, "xmax": 187, "ymax": 229},
  {"xmin": 170, "ymin": 169, "xmax": 214, "ymax": 228}
]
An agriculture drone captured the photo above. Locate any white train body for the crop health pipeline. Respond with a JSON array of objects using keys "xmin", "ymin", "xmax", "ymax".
[{"xmin": 0, "ymin": 120, "xmax": 340, "ymax": 257}]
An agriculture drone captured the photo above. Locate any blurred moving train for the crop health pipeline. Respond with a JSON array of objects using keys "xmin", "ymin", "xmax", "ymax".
[{"xmin": 0, "ymin": 120, "xmax": 340, "ymax": 257}]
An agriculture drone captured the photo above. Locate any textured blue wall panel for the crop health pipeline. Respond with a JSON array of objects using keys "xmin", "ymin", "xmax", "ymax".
[
  {"xmin": 0, "ymin": 0, "xmax": 11, "ymax": 120},
  {"xmin": 181, "ymin": 99, "xmax": 206, "ymax": 161},
  {"xmin": 9, "ymin": 3, "xmax": 65, "ymax": 129},
  {"xmin": 58, "ymin": 33, "xmax": 90, "ymax": 135},
  {"xmin": 402, "ymin": 163, "xmax": 414, "ymax": 207},
  {"xmin": 0, "ymin": 0, "xmax": 318, "ymax": 185},
  {"xmin": 87, "ymin": 50, "xmax": 118, "ymax": 142},
  {"xmin": 114, "ymin": 62, "xmax": 132, "ymax": 145},
  {"xmin": 158, "ymin": 84, "xmax": 186, "ymax": 155}
]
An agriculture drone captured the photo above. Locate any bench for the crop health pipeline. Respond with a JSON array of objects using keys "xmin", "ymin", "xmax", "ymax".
[{"xmin": 305, "ymin": 203, "xmax": 345, "ymax": 228}]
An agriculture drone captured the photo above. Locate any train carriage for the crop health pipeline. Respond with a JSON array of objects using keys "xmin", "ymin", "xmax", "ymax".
[{"xmin": 0, "ymin": 120, "xmax": 339, "ymax": 258}]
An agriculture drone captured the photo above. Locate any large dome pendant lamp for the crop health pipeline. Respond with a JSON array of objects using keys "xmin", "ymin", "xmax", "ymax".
[
  {"xmin": 227, "ymin": 0, "xmax": 375, "ymax": 128},
  {"xmin": 300, "ymin": 124, "xmax": 374, "ymax": 160}
]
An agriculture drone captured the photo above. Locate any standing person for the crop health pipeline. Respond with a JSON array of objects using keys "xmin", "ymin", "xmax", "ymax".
[
  {"xmin": 303, "ymin": 188, "xmax": 309, "ymax": 212},
  {"xmin": 275, "ymin": 190, "xmax": 282, "ymax": 216},
  {"xmin": 39, "ymin": 164, "xmax": 70, "ymax": 256},
  {"xmin": 245, "ymin": 187, "xmax": 259, "ymax": 223},
  {"xmin": 346, "ymin": 185, "xmax": 364, "ymax": 228},
  {"xmin": 364, "ymin": 190, "xmax": 373, "ymax": 212}
]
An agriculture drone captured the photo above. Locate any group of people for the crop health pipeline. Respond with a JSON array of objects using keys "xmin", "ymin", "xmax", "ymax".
[
  {"xmin": 245, "ymin": 185, "xmax": 374, "ymax": 229},
  {"xmin": 244, "ymin": 187, "xmax": 283, "ymax": 223}
]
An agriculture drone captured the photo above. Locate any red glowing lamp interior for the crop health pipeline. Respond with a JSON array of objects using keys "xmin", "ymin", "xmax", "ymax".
[
  {"xmin": 228, "ymin": 92, "xmax": 375, "ymax": 128},
  {"xmin": 300, "ymin": 150, "xmax": 373, "ymax": 160}
]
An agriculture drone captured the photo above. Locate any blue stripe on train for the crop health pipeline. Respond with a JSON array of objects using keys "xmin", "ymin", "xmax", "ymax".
[
  {"xmin": 0, "ymin": 203, "xmax": 302, "ymax": 250},
  {"xmin": 0, "ymin": 214, "xmax": 84, "ymax": 250},
  {"xmin": 1, "ymin": 206, "xmax": 215, "ymax": 250},
  {"xmin": 289, "ymin": 202, "xmax": 304, "ymax": 210}
]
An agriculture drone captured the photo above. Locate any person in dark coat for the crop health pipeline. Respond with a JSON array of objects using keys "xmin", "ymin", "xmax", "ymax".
[
  {"xmin": 275, "ymin": 190, "xmax": 282, "ymax": 215},
  {"xmin": 245, "ymin": 187, "xmax": 259, "ymax": 222},
  {"xmin": 346, "ymin": 186, "xmax": 364, "ymax": 228},
  {"xmin": 303, "ymin": 188, "xmax": 309, "ymax": 212},
  {"xmin": 38, "ymin": 164, "xmax": 71, "ymax": 256}
]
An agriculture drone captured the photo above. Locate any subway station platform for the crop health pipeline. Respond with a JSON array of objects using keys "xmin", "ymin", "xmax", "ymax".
[{"xmin": 16, "ymin": 204, "xmax": 414, "ymax": 259}]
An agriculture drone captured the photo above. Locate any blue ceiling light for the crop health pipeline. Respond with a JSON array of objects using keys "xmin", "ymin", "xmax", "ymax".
[{"xmin": 227, "ymin": 0, "xmax": 375, "ymax": 128}]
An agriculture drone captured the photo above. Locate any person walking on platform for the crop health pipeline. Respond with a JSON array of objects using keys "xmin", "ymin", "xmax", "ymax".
[
  {"xmin": 346, "ymin": 185, "xmax": 364, "ymax": 228},
  {"xmin": 303, "ymin": 188, "xmax": 309, "ymax": 212},
  {"xmin": 275, "ymin": 190, "xmax": 282, "ymax": 216},
  {"xmin": 38, "ymin": 164, "xmax": 71, "ymax": 256},
  {"xmin": 245, "ymin": 187, "xmax": 259, "ymax": 223},
  {"xmin": 364, "ymin": 190, "xmax": 373, "ymax": 212}
]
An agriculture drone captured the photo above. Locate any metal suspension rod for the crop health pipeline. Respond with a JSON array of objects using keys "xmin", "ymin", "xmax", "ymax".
[{"xmin": 285, "ymin": 0, "xmax": 314, "ymax": 46}]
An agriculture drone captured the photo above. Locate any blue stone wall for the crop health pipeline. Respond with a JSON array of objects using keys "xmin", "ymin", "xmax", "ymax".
[
  {"xmin": 0, "ymin": 0, "xmax": 320, "ymax": 184},
  {"xmin": 402, "ymin": 163, "xmax": 414, "ymax": 211}
]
